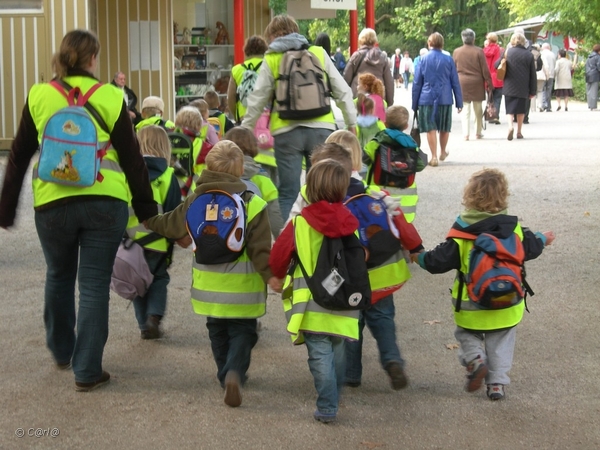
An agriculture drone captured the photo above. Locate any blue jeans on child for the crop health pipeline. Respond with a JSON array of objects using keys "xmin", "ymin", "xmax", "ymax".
[
  {"xmin": 206, "ymin": 317, "xmax": 258, "ymax": 386},
  {"xmin": 345, "ymin": 294, "xmax": 404, "ymax": 384},
  {"xmin": 273, "ymin": 126, "xmax": 332, "ymax": 221},
  {"xmin": 304, "ymin": 333, "xmax": 346, "ymax": 416},
  {"xmin": 133, "ymin": 249, "xmax": 171, "ymax": 330},
  {"xmin": 35, "ymin": 199, "xmax": 128, "ymax": 383}
]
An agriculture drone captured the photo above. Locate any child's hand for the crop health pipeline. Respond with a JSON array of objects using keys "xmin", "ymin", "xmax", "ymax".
[
  {"xmin": 268, "ymin": 277, "xmax": 283, "ymax": 293},
  {"xmin": 176, "ymin": 235, "xmax": 192, "ymax": 248},
  {"xmin": 409, "ymin": 251, "xmax": 423, "ymax": 264},
  {"xmin": 543, "ymin": 231, "xmax": 556, "ymax": 246}
]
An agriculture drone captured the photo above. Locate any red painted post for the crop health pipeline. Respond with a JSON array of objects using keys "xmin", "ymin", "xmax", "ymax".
[
  {"xmin": 234, "ymin": 0, "xmax": 244, "ymax": 64},
  {"xmin": 350, "ymin": 10, "xmax": 358, "ymax": 54},
  {"xmin": 365, "ymin": 0, "xmax": 374, "ymax": 30}
]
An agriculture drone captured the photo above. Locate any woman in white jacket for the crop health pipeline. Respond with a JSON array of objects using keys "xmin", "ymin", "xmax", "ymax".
[{"xmin": 554, "ymin": 49, "xmax": 574, "ymax": 111}]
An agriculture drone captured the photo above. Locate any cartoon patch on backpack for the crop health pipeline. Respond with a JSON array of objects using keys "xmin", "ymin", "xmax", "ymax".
[
  {"xmin": 186, "ymin": 190, "xmax": 248, "ymax": 265},
  {"xmin": 37, "ymin": 81, "xmax": 109, "ymax": 187}
]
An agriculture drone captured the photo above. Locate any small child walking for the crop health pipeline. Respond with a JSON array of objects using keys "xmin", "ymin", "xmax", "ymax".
[
  {"xmin": 416, "ymin": 168, "xmax": 555, "ymax": 400},
  {"xmin": 145, "ymin": 140, "xmax": 280, "ymax": 407},
  {"xmin": 128, "ymin": 125, "xmax": 181, "ymax": 339},
  {"xmin": 270, "ymin": 158, "xmax": 361, "ymax": 423}
]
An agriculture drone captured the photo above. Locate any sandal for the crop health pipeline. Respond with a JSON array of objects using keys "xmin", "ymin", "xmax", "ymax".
[
  {"xmin": 517, "ymin": 133, "xmax": 524, "ymax": 139},
  {"xmin": 429, "ymin": 158, "xmax": 438, "ymax": 167},
  {"xmin": 476, "ymin": 134, "xmax": 484, "ymax": 139},
  {"xmin": 464, "ymin": 136, "xmax": 469, "ymax": 141},
  {"xmin": 507, "ymin": 129, "xmax": 514, "ymax": 141},
  {"xmin": 439, "ymin": 150, "xmax": 449, "ymax": 161}
]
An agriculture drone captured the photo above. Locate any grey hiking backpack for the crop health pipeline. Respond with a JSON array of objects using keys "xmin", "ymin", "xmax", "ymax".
[{"xmin": 274, "ymin": 46, "xmax": 332, "ymax": 120}]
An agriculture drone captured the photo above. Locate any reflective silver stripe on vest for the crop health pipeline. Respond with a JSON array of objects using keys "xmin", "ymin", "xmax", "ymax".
[
  {"xmin": 451, "ymin": 297, "xmax": 524, "ymax": 311},
  {"xmin": 399, "ymin": 205, "xmax": 416, "ymax": 215},
  {"xmin": 191, "ymin": 288, "xmax": 264, "ymax": 305},
  {"xmin": 288, "ymin": 275, "xmax": 360, "ymax": 317},
  {"xmin": 386, "ymin": 186, "xmax": 417, "ymax": 196},
  {"xmin": 192, "ymin": 259, "xmax": 255, "ymax": 275},
  {"xmin": 127, "ymin": 205, "xmax": 164, "ymax": 236},
  {"xmin": 32, "ymin": 156, "xmax": 123, "ymax": 180}
]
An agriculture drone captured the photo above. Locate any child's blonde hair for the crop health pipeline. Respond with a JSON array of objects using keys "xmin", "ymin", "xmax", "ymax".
[
  {"xmin": 325, "ymin": 130, "xmax": 362, "ymax": 172},
  {"xmin": 223, "ymin": 127, "xmax": 258, "ymax": 158},
  {"xmin": 189, "ymin": 99, "xmax": 209, "ymax": 120},
  {"xmin": 205, "ymin": 140, "xmax": 244, "ymax": 177},
  {"xmin": 310, "ymin": 142, "xmax": 353, "ymax": 176},
  {"xmin": 137, "ymin": 125, "xmax": 171, "ymax": 160},
  {"xmin": 462, "ymin": 168, "xmax": 509, "ymax": 213},
  {"xmin": 385, "ymin": 105, "xmax": 409, "ymax": 131},
  {"xmin": 358, "ymin": 73, "xmax": 385, "ymax": 98},
  {"xmin": 175, "ymin": 106, "xmax": 202, "ymax": 134},
  {"xmin": 305, "ymin": 159, "xmax": 350, "ymax": 204}
]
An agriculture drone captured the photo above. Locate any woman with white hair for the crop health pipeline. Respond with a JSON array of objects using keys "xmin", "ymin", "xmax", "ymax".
[
  {"xmin": 500, "ymin": 33, "xmax": 536, "ymax": 140},
  {"xmin": 343, "ymin": 28, "xmax": 395, "ymax": 106}
]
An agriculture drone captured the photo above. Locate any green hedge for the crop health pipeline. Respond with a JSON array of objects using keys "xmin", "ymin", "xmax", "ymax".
[{"xmin": 572, "ymin": 63, "xmax": 587, "ymax": 102}]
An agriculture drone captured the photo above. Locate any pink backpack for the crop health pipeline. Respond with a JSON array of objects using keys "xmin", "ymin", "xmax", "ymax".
[
  {"xmin": 370, "ymin": 94, "xmax": 386, "ymax": 123},
  {"xmin": 254, "ymin": 110, "xmax": 274, "ymax": 150}
]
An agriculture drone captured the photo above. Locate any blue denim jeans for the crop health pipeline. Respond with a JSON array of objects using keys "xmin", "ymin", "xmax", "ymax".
[
  {"xmin": 273, "ymin": 127, "xmax": 332, "ymax": 221},
  {"xmin": 133, "ymin": 249, "xmax": 171, "ymax": 330},
  {"xmin": 404, "ymin": 71, "xmax": 411, "ymax": 89},
  {"xmin": 206, "ymin": 317, "xmax": 258, "ymax": 386},
  {"xmin": 34, "ymin": 199, "xmax": 128, "ymax": 383},
  {"xmin": 304, "ymin": 333, "xmax": 346, "ymax": 416},
  {"xmin": 345, "ymin": 294, "xmax": 404, "ymax": 384}
]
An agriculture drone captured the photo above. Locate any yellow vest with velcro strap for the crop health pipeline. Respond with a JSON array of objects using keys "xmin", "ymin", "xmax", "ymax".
[
  {"xmin": 451, "ymin": 224, "xmax": 525, "ymax": 331},
  {"xmin": 254, "ymin": 147, "xmax": 277, "ymax": 168},
  {"xmin": 265, "ymin": 46, "xmax": 336, "ymax": 134},
  {"xmin": 190, "ymin": 194, "xmax": 268, "ymax": 318},
  {"xmin": 382, "ymin": 181, "xmax": 418, "ymax": 223},
  {"xmin": 251, "ymin": 173, "xmax": 278, "ymax": 203},
  {"xmin": 232, "ymin": 57, "xmax": 264, "ymax": 121},
  {"xmin": 135, "ymin": 116, "xmax": 175, "ymax": 132},
  {"xmin": 282, "ymin": 216, "xmax": 359, "ymax": 345},
  {"xmin": 29, "ymin": 77, "xmax": 128, "ymax": 207},
  {"xmin": 125, "ymin": 167, "xmax": 174, "ymax": 252}
]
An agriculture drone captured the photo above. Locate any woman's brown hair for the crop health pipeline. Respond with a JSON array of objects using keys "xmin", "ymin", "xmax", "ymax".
[
  {"xmin": 264, "ymin": 15, "xmax": 299, "ymax": 43},
  {"xmin": 462, "ymin": 168, "xmax": 509, "ymax": 213},
  {"xmin": 51, "ymin": 29, "xmax": 100, "ymax": 78}
]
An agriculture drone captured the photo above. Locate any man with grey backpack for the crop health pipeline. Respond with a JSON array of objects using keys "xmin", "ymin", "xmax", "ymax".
[{"xmin": 240, "ymin": 14, "xmax": 356, "ymax": 222}]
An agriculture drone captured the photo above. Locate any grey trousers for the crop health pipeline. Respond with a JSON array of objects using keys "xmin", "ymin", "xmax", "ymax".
[{"xmin": 454, "ymin": 326, "xmax": 517, "ymax": 385}]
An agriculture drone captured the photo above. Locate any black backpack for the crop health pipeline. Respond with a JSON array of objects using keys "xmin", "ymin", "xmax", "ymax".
[
  {"xmin": 367, "ymin": 142, "xmax": 420, "ymax": 189},
  {"xmin": 297, "ymin": 234, "xmax": 372, "ymax": 311},
  {"xmin": 274, "ymin": 46, "xmax": 332, "ymax": 120}
]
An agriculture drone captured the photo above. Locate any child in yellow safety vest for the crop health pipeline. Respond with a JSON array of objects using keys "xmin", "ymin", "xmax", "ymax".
[
  {"xmin": 127, "ymin": 126, "xmax": 181, "ymax": 339},
  {"xmin": 223, "ymin": 127, "xmax": 283, "ymax": 238},
  {"xmin": 145, "ymin": 140, "xmax": 281, "ymax": 408},
  {"xmin": 416, "ymin": 168, "xmax": 555, "ymax": 400},
  {"xmin": 323, "ymin": 130, "xmax": 424, "ymax": 390},
  {"xmin": 270, "ymin": 158, "xmax": 360, "ymax": 424}
]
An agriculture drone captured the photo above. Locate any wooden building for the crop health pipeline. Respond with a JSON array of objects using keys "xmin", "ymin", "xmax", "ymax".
[{"xmin": 0, "ymin": 0, "xmax": 270, "ymax": 150}]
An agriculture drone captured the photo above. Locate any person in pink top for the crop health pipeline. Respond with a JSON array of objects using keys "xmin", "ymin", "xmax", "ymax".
[{"xmin": 483, "ymin": 32, "xmax": 504, "ymax": 124}]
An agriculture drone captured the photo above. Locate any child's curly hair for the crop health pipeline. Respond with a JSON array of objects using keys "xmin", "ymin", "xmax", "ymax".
[
  {"xmin": 358, "ymin": 73, "xmax": 385, "ymax": 98},
  {"xmin": 462, "ymin": 168, "xmax": 509, "ymax": 213}
]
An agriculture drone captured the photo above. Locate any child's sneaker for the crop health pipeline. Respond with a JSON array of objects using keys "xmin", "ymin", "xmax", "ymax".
[
  {"xmin": 464, "ymin": 355, "xmax": 488, "ymax": 392},
  {"xmin": 313, "ymin": 410, "xmax": 336, "ymax": 424},
  {"xmin": 487, "ymin": 383, "xmax": 505, "ymax": 400}
]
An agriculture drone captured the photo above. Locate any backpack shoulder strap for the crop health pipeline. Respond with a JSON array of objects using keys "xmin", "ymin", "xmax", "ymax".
[
  {"xmin": 133, "ymin": 232, "xmax": 165, "ymax": 247},
  {"xmin": 446, "ymin": 229, "xmax": 477, "ymax": 240},
  {"xmin": 52, "ymin": 79, "xmax": 110, "ymax": 134}
]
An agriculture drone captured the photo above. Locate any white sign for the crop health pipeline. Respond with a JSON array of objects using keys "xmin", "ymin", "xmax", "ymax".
[
  {"xmin": 287, "ymin": 0, "xmax": 336, "ymax": 19},
  {"xmin": 311, "ymin": 0, "xmax": 356, "ymax": 10}
]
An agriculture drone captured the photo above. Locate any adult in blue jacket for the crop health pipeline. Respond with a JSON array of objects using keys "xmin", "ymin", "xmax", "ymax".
[{"xmin": 412, "ymin": 32, "xmax": 463, "ymax": 167}]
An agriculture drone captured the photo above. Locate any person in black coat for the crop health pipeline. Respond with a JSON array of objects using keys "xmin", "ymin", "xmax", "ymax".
[
  {"xmin": 501, "ymin": 33, "xmax": 536, "ymax": 141},
  {"xmin": 111, "ymin": 71, "xmax": 141, "ymax": 125}
]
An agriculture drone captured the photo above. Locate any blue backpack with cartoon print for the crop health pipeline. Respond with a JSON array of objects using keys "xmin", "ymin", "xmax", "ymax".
[
  {"xmin": 37, "ymin": 80, "xmax": 110, "ymax": 187},
  {"xmin": 186, "ymin": 190, "xmax": 250, "ymax": 264},
  {"xmin": 344, "ymin": 193, "xmax": 402, "ymax": 268}
]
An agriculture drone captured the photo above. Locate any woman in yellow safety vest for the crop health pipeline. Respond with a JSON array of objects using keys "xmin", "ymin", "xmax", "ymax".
[{"xmin": 0, "ymin": 30, "xmax": 157, "ymax": 392}]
